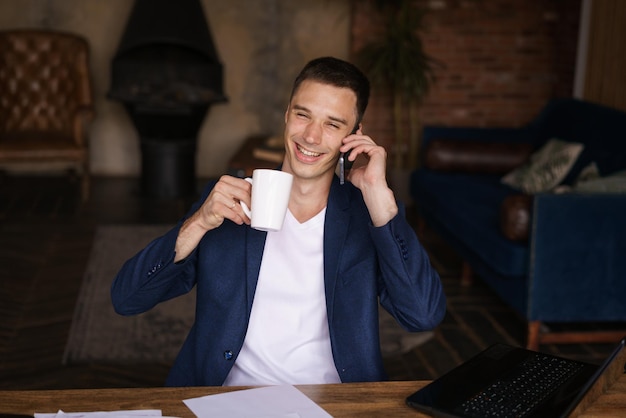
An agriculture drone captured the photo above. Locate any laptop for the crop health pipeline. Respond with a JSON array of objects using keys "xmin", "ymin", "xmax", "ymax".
[{"xmin": 406, "ymin": 337, "xmax": 626, "ymax": 417}]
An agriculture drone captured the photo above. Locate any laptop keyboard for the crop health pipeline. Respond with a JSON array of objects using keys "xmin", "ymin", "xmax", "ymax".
[{"xmin": 456, "ymin": 353, "xmax": 585, "ymax": 417}]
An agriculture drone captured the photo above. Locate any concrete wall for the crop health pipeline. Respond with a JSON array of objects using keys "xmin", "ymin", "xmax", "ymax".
[{"xmin": 0, "ymin": 0, "xmax": 350, "ymax": 177}]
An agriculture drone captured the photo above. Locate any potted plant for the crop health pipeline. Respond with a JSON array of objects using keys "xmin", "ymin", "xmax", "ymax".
[{"xmin": 355, "ymin": 0, "xmax": 437, "ymax": 173}]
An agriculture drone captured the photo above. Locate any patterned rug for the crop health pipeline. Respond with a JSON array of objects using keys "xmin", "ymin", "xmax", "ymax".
[{"xmin": 64, "ymin": 225, "xmax": 432, "ymax": 364}]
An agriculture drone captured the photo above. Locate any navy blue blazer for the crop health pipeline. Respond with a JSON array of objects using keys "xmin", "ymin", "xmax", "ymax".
[{"xmin": 111, "ymin": 176, "xmax": 446, "ymax": 386}]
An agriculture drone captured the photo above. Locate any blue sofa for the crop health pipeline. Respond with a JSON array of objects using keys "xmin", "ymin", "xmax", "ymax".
[{"xmin": 410, "ymin": 98, "xmax": 626, "ymax": 349}]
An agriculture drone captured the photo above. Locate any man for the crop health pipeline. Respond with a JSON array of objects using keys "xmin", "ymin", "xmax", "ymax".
[{"xmin": 111, "ymin": 56, "xmax": 446, "ymax": 387}]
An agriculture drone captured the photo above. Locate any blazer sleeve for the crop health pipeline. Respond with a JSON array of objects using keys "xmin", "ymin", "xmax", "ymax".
[
  {"xmin": 110, "ymin": 224, "xmax": 198, "ymax": 315},
  {"xmin": 371, "ymin": 206, "xmax": 447, "ymax": 332},
  {"xmin": 110, "ymin": 182, "xmax": 216, "ymax": 316}
]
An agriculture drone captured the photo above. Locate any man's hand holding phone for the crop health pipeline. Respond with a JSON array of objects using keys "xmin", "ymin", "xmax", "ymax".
[{"xmin": 340, "ymin": 127, "xmax": 398, "ymax": 226}]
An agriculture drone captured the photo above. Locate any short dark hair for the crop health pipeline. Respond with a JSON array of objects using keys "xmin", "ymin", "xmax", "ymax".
[{"xmin": 290, "ymin": 57, "xmax": 370, "ymax": 130}]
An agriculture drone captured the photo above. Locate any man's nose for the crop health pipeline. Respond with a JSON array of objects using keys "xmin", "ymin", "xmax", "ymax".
[{"xmin": 303, "ymin": 122, "xmax": 322, "ymax": 144}]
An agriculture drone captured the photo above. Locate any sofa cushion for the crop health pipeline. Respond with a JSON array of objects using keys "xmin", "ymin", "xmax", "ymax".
[
  {"xmin": 411, "ymin": 169, "xmax": 529, "ymax": 277},
  {"xmin": 501, "ymin": 138, "xmax": 584, "ymax": 193},
  {"xmin": 0, "ymin": 132, "xmax": 85, "ymax": 160},
  {"xmin": 531, "ymin": 99, "xmax": 626, "ymax": 182}
]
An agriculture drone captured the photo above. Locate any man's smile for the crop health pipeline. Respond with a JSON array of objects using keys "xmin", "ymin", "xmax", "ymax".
[{"xmin": 296, "ymin": 143, "xmax": 323, "ymax": 158}]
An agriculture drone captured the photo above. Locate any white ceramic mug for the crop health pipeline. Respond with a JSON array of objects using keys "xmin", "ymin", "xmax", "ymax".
[{"xmin": 240, "ymin": 169, "xmax": 293, "ymax": 232}]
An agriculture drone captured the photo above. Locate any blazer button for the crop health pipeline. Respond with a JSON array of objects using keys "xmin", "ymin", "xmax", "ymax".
[{"xmin": 224, "ymin": 350, "xmax": 233, "ymax": 360}]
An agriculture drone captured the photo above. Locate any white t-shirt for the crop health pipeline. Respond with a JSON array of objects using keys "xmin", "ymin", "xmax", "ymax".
[{"xmin": 223, "ymin": 208, "xmax": 341, "ymax": 386}]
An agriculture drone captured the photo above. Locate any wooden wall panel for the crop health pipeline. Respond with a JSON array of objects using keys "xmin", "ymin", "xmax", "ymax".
[{"xmin": 584, "ymin": 0, "xmax": 626, "ymax": 112}]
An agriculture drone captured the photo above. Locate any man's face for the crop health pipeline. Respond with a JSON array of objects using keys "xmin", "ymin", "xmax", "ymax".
[{"xmin": 282, "ymin": 80, "xmax": 358, "ymax": 182}]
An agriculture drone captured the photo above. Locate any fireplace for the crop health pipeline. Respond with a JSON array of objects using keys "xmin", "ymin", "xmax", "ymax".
[{"xmin": 108, "ymin": 0, "xmax": 226, "ymax": 198}]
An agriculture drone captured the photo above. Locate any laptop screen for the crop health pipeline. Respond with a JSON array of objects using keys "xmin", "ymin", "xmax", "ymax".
[{"xmin": 406, "ymin": 337, "xmax": 625, "ymax": 418}]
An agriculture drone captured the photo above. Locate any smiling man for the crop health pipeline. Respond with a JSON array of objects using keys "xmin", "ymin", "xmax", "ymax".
[{"xmin": 111, "ymin": 57, "xmax": 446, "ymax": 387}]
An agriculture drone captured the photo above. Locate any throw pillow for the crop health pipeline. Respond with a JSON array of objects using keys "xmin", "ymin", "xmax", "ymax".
[
  {"xmin": 574, "ymin": 162, "xmax": 601, "ymax": 184},
  {"xmin": 573, "ymin": 169, "xmax": 626, "ymax": 194},
  {"xmin": 501, "ymin": 139, "xmax": 584, "ymax": 193}
]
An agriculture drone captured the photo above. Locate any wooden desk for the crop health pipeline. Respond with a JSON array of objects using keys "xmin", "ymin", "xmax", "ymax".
[
  {"xmin": 1, "ymin": 382, "xmax": 424, "ymax": 417},
  {"xmin": 575, "ymin": 375, "xmax": 626, "ymax": 417},
  {"xmin": 1, "ymin": 377, "xmax": 625, "ymax": 417}
]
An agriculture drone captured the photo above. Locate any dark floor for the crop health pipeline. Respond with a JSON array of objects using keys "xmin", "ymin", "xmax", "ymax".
[{"xmin": 0, "ymin": 175, "xmax": 619, "ymax": 390}]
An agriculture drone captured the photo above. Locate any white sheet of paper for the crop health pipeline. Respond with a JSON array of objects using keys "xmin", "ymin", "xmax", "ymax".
[
  {"xmin": 183, "ymin": 385, "xmax": 332, "ymax": 418},
  {"xmin": 35, "ymin": 410, "xmax": 165, "ymax": 418}
]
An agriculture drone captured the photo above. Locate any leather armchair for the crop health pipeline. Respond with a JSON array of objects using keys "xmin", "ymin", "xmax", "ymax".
[{"xmin": 0, "ymin": 29, "xmax": 94, "ymax": 201}]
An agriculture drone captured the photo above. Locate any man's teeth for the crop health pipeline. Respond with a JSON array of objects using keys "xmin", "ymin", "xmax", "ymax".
[{"xmin": 297, "ymin": 144, "xmax": 321, "ymax": 157}]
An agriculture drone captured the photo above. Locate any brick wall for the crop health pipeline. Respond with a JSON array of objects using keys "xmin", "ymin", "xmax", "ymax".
[{"xmin": 351, "ymin": 0, "xmax": 581, "ymax": 157}]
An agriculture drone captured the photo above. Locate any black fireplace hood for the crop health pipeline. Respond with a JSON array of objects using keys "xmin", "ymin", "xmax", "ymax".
[
  {"xmin": 108, "ymin": 0, "xmax": 227, "ymax": 109},
  {"xmin": 116, "ymin": 0, "xmax": 219, "ymax": 57},
  {"xmin": 107, "ymin": 0, "xmax": 227, "ymax": 198}
]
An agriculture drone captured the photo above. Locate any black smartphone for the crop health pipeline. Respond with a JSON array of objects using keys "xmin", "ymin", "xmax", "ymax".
[{"xmin": 339, "ymin": 127, "xmax": 358, "ymax": 185}]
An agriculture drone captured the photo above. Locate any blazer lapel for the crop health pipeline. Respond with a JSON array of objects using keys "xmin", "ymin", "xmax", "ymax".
[
  {"xmin": 245, "ymin": 227, "xmax": 267, "ymax": 312},
  {"xmin": 324, "ymin": 178, "xmax": 351, "ymax": 321}
]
